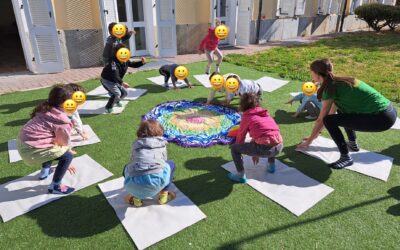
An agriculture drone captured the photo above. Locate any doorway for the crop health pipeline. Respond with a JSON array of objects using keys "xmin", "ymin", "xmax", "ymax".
[{"xmin": 0, "ymin": 0, "xmax": 26, "ymax": 74}]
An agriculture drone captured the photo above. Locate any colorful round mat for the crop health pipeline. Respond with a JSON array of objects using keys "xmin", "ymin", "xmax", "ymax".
[{"xmin": 143, "ymin": 100, "xmax": 241, "ymax": 147}]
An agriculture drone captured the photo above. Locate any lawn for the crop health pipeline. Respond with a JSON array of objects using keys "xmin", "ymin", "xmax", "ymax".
[
  {"xmin": 0, "ymin": 34, "xmax": 399, "ymax": 249},
  {"xmin": 225, "ymin": 31, "xmax": 400, "ymax": 102}
]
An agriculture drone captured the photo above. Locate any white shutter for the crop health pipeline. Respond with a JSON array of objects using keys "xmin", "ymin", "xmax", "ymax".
[
  {"xmin": 278, "ymin": 0, "xmax": 296, "ymax": 17},
  {"xmin": 330, "ymin": 0, "xmax": 343, "ymax": 14},
  {"xmin": 236, "ymin": 0, "xmax": 251, "ymax": 46},
  {"xmin": 156, "ymin": 0, "xmax": 177, "ymax": 56},
  {"xmin": 295, "ymin": 0, "xmax": 306, "ymax": 15},
  {"xmin": 350, "ymin": 0, "xmax": 362, "ymax": 14},
  {"xmin": 318, "ymin": 0, "xmax": 332, "ymax": 15},
  {"xmin": 383, "ymin": 0, "xmax": 396, "ymax": 5},
  {"xmin": 22, "ymin": 0, "xmax": 63, "ymax": 73},
  {"xmin": 99, "ymin": 0, "xmax": 119, "ymax": 43}
]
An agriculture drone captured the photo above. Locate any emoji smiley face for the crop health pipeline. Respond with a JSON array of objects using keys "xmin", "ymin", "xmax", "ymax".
[
  {"xmin": 214, "ymin": 25, "xmax": 229, "ymax": 39},
  {"xmin": 225, "ymin": 77, "xmax": 239, "ymax": 92},
  {"xmin": 63, "ymin": 99, "xmax": 77, "ymax": 114},
  {"xmin": 112, "ymin": 23, "xmax": 126, "ymax": 39},
  {"xmin": 174, "ymin": 66, "xmax": 189, "ymax": 80},
  {"xmin": 210, "ymin": 74, "xmax": 224, "ymax": 89},
  {"xmin": 72, "ymin": 91, "xmax": 86, "ymax": 105},
  {"xmin": 302, "ymin": 82, "xmax": 317, "ymax": 96},
  {"xmin": 116, "ymin": 48, "xmax": 131, "ymax": 63}
]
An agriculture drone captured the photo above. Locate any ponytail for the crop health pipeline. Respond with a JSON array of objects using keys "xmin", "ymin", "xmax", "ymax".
[{"xmin": 30, "ymin": 84, "xmax": 72, "ymax": 118}]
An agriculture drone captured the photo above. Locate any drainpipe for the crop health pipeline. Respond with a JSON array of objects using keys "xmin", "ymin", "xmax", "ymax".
[
  {"xmin": 256, "ymin": 0, "xmax": 263, "ymax": 43},
  {"xmin": 339, "ymin": 0, "xmax": 348, "ymax": 32}
]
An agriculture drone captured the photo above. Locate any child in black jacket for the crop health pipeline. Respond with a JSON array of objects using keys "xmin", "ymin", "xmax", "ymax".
[{"xmin": 100, "ymin": 44, "xmax": 146, "ymax": 113}]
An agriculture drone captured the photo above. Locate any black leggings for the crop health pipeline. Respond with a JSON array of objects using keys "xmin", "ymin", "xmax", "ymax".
[{"xmin": 323, "ymin": 104, "xmax": 397, "ymax": 155}]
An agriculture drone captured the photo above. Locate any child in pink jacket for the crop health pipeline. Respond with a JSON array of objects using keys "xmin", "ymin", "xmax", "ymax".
[
  {"xmin": 198, "ymin": 19, "xmax": 223, "ymax": 74},
  {"xmin": 228, "ymin": 93, "xmax": 283, "ymax": 183},
  {"xmin": 17, "ymin": 85, "xmax": 76, "ymax": 194}
]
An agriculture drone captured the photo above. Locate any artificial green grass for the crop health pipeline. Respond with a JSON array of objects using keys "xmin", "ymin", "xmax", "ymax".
[
  {"xmin": 225, "ymin": 31, "xmax": 400, "ymax": 102},
  {"xmin": 0, "ymin": 61, "xmax": 399, "ymax": 249}
]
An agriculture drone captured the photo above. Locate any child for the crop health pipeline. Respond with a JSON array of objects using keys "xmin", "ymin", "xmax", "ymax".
[
  {"xmin": 102, "ymin": 22, "xmax": 134, "ymax": 65},
  {"xmin": 206, "ymin": 73, "xmax": 238, "ymax": 105},
  {"xmin": 286, "ymin": 92, "xmax": 322, "ymax": 119},
  {"xmin": 16, "ymin": 85, "xmax": 76, "ymax": 194},
  {"xmin": 63, "ymin": 83, "xmax": 88, "ymax": 140},
  {"xmin": 228, "ymin": 93, "xmax": 283, "ymax": 183},
  {"xmin": 159, "ymin": 64, "xmax": 192, "ymax": 89},
  {"xmin": 206, "ymin": 73, "xmax": 262, "ymax": 106},
  {"xmin": 198, "ymin": 19, "xmax": 223, "ymax": 74},
  {"xmin": 123, "ymin": 120, "xmax": 176, "ymax": 207},
  {"xmin": 100, "ymin": 43, "xmax": 146, "ymax": 113}
]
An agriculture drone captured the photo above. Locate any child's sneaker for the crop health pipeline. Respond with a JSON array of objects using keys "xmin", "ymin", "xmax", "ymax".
[
  {"xmin": 227, "ymin": 172, "xmax": 247, "ymax": 183},
  {"xmin": 164, "ymin": 83, "xmax": 170, "ymax": 89},
  {"xmin": 105, "ymin": 107, "xmax": 113, "ymax": 113},
  {"xmin": 48, "ymin": 183, "xmax": 75, "ymax": 195},
  {"xmin": 39, "ymin": 168, "xmax": 52, "ymax": 180},
  {"xmin": 267, "ymin": 163, "xmax": 276, "ymax": 173},
  {"xmin": 158, "ymin": 191, "xmax": 176, "ymax": 205},
  {"xmin": 115, "ymin": 102, "xmax": 123, "ymax": 107},
  {"xmin": 125, "ymin": 195, "xmax": 143, "ymax": 207}
]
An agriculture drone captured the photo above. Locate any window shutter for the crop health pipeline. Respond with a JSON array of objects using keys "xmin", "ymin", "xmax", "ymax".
[
  {"xmin": 295, "ymin": 0, "xmax": 306, "ymax": 15},
  {"xmin": 278, "ymin": 0, "xmax": 296, "ymax": 17}
]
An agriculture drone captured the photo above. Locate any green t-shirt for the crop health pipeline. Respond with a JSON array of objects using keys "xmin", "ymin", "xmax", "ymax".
[{"xmin": 322, "ymin": 80, "xmax": 390, "ymax": 114}]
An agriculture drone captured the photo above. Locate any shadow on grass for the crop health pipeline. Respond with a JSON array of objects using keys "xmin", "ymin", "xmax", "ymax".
[
  {"xmin": 217, "ymin": 192, "xmax": 394, "ymax": 249},
  {"xmin": 4, "ymin": 118, "xmax": 29, "ymax": 127},
  {"xmin": 0, "ymin": 176, "xmax": 22, "ymax": 185},
  {"xmin": 27, "ymin": 193, "xmax": 121, "ymax": 238},
  {"xmin": 381, "ymin": 144, "xmax": 400, "ymax": 166},
  {"xmin": 387, "ymin": 186, "xmax": 400, "ymax": 216},
  {"xmin": 0, "ymin": 99, "xmax": 45, "ymax": 114},
  {"xmin": 274, "ymin": 109, "xmax": 314, "ymax": 124},
  {"xmin": 0, "ymin": 141, "xmax": 8, "ymax": 154},
  {"xmin": 135, "ymin": 83, "xmax": 168, "ymax": 94},
  {"xmin": 175, "ymin": 156, "xmax": 234, "ymax": 206}
]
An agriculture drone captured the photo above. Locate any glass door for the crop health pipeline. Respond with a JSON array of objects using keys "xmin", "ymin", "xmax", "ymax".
[
  {"xmin": 116, "ymin": 0, "xmax": 148, "ymax": 56},
  {"xmin": 216, "ymin": 0, "xmax": 229, "ymax": 45}
]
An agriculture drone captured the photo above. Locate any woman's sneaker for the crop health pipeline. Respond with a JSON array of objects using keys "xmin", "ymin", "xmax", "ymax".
[
  {"xmin": 48, "ymin": 183, "xmax": 75, "ymax": 194},
  {"xmin": 346, "ymin": 141, "xmax": 360, "ymax": 152}
]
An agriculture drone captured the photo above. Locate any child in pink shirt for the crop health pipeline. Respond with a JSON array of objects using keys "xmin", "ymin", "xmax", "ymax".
[
  {"xmin": 228, "ymin": 93, "xmax": 283, "ymax": 183},
  {"xmin": 17, "ymin": 85, "xmax": 76, "ymax": 194}
]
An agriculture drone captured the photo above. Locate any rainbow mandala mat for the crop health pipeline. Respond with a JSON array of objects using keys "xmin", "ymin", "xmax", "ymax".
[{"xmin": 143, "ymin": 100, "xmax": 241, "ymax": 147}]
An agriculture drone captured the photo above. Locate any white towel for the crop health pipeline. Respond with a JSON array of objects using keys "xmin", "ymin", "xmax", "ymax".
[
  {"xmin": 98, "ymin": 177, "xmax": 206, "ymax": 250},
  {"xmin": 0, "ymin": 154, "xmax": 113, "ymax": 222},
  {"xmin": 194, "ymin": 74, "xmax": 212, "ymax": 88},
  {"xmin": 256, "ymin": 76, "xmax": 289, "ymax": 92},
  {"xmin": 87, "ymin": 86, "xmax": 147, "ymax": 101},
  {"xmin": 147, "ymin": 76, "xmax": 188, "ymax": 88},
  {"xmin": 78, "ymin": 100, "xmax": 128, "ymax": 115}
]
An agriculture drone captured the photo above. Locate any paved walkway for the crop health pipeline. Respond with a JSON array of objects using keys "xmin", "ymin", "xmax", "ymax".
[{"xmin": 0, "ymin": 33, "xmax": 342, "ymax": 95}]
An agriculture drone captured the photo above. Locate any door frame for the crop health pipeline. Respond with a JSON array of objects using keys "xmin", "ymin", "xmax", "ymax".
[
  {"xmin": 155, "ymin": 0, "xmax": 177, "ymax": 57},
  {"xmin": 211, "ymin": 0, "xmax": 238, "ymax": 46}
]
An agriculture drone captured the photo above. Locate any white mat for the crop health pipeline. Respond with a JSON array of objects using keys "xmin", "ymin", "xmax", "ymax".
[
  {"xmin": 290, "ymin": 92, "xmax": 302, "ymax": 97},
  {"xmin": 87, "ymin": 86, "xmax": 147, "ymax": 101},
  {"xmin": 147, "ymin": 76, "xmax": 187, "ymax": 88},
  {"xmin": 78, "ymin": 100, "xmax": 128, "ymax": 115},
  {"xmin": 0, "ymin": 154, "xmax": 113, "ymax": 222},
  {"xmin": 193, "ymin": 74, "xmax": 211, "ymax": 88},
  {"xmin": 391, "ymin": 117, "xmax": 400, "ymax": 130},
  {"xmin": 8, "ymin": 125, "xmax": 101, "ymax": 163},
  {"xmin": 256, "ymin": 76, "xmax": 289, "ymax": 92},
  {"xmin": 296, "ymin": 136, "xmax": 393, "ymax": 181},
  {"xmin": 98, "ymin": 177, "xmax": 206, "ymax": 250},
  {"xmin": 221, "ymin": 157, "xmax": 334, "ymax": 216}
]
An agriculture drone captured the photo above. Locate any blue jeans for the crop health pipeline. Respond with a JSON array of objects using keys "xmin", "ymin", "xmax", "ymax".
[
  {"xmin": 101, "ymin": 78, "xmax": 127, "ymax": 109},
  {"xmin": 42, "ymin": 151, "xmax": 73, "ymax": 183}
]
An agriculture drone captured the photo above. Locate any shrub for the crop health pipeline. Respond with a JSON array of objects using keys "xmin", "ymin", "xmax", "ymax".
[
  {"xmin": 385, "ymin": 6, "xmax": 400, "ymax": 30},
  {"xmin": 355, "ymin": 4, "xmax": 390, "ymax": 31}
]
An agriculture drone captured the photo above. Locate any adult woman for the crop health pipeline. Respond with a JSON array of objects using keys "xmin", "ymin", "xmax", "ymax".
[{"xmin": 297, "ymin": 59, "xmax": 397, "ymax": 169}]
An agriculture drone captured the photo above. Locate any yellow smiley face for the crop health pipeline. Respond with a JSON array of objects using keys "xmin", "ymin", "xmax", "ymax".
[
  {"xmin": 302, "ymin": 82, "xmax": 317, "ymax": 96},
  {"xmin": 174, "ymin": 66, "xmax": 189, "ymax": 80},
  {"xmin": 225, "ymin": 77, "xmax": 239, "ymax": 92},
  {"xmin": 116, "ymin": 48, "xmax": 131, "ymax": 63},
  {"xmin": 112, "ymin": 24, "xmax": 126, "ymax": 39},
  {"xmin": 63, "ymin": 99, "xmax": 77, "ymax": 114},
  {"xmin": 210, "ymin": 74, "xmax": 224, "ymax": 89},
  {"xmin": 72, "ymin": 91, "xmax": 86, "ymax": 105},
  {"xmin": 214, "ymin": 25, "xmax": 229, "ymax": 39}
]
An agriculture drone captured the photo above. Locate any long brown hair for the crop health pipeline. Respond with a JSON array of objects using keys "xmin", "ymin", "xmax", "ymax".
[
  {"xmin": 31, "ymin": 85, "xmax": 72, "ymax": 118},
  {"xmin": 137, "ymin": 120, "xmax": 164, "ymax": 138},
  {"xmin": 240, "ymin": 93, "xmax": 260, "ymax": 112},
  {"xmin": 310, "ymin": 59, "xmax": 356, "ymax": 100}
]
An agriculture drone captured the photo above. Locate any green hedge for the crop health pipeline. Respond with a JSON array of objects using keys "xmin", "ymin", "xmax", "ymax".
[{"xmin": 355, "ymin": 3, "xmax": 400, "ymax": 31}]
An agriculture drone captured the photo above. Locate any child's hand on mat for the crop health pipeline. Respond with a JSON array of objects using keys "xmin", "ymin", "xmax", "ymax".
[
  {"xmin": 122, "ymin": 82, "xmax": 130, "ymax": 88},
  {"xmin": 141, "ymin": 57, "xmax": 146, "ymax": 64},
  {"xmin": 81, "ymin": 132, "xmax": 89, "ymax": 140},
  {"xmin": 286, "ymin": 100, "xmax": 293, "ymax": 105},
  {"xmin": 68, "ymin": 165, "xmax": 77, "ymax": 175},
  {"xmin": 296, "ymin": 140, "xmax": 311, "ymax": 150},
  {"xmin": 252, "ymin": 156, "xmax": 259, "ymax": 166}
]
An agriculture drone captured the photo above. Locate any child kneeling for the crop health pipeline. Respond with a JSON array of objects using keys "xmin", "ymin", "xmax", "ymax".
[
  {"xmin": 228, "ymin": 93, "xmax": 283, "ymax": 183},
  {"xmin": 123, "ymin": 120, "xmax": 176, "ymax": 207}
]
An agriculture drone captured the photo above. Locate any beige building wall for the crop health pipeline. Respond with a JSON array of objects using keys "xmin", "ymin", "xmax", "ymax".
[
  {"xmin": 304, "ymin": 0, "xmax": 319, "ymax": 17},
  {"xmin": 52, "ymin": 0, "xmax": 102, "ymax": 30},
  {"xmin": 261, "ymin": 0, "xmax": 278, "ymax": 19},
  {"xmin": 176, "ymin": 0, "xmax": 210, "ymax": 25}
]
